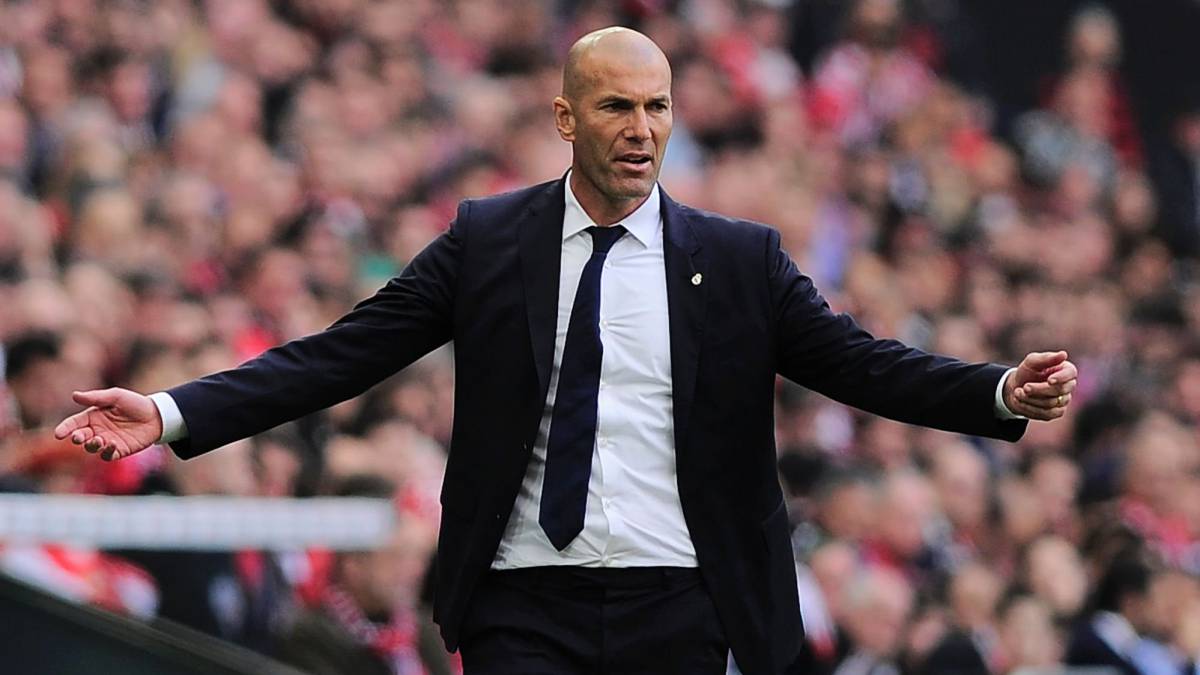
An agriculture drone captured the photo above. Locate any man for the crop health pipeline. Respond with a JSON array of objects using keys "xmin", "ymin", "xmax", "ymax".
[
  {"xmin": 275, "ymin": 475, "xmax": 448, "ymax": 675},
  {"xmin": 5, "ymin": 331, "xmax": 71, "ymax": 430},
  {"xmin": 827, "ymin": 567, "xmax": 913, "ymax": 675},
  {"xmin": 55, "ymin": 28, "xmax": 1077, "ymax": 675},
  {"xmin": 920, "ymin": 563, "xmax": 1003, "ymax": 675},
  {"xmin": 1065, "ymin": 551, "xmax": 1185, "ymax": 675}
]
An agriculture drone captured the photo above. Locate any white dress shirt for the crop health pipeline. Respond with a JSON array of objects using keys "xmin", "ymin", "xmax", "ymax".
[{"xmin": 491, "ymin": 176, "xmax": 698, "ymax": 568}]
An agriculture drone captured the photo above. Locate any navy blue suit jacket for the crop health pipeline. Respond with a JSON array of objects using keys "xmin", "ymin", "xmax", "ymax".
[{"xmin": 167, "ymin": 177, "xmax": 1026, "ymax": 674}]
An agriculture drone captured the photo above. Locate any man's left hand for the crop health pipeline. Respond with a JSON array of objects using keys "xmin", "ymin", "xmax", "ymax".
[{"xmin": 1004, "ymin": 351, "xmax": 1078, "ymax": 421}]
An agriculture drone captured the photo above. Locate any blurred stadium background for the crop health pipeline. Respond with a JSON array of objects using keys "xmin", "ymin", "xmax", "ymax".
[{"xmin": 2, "ymin": 0, "xmax": 1200, "ymax": 673}]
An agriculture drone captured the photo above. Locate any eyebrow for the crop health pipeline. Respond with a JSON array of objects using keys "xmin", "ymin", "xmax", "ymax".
[{"xmin": 596, "ymin": 94, "xmax": 672, "ymax": 106}]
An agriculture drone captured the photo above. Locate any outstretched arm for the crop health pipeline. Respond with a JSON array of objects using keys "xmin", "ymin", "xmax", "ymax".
[
  {"xmin": 767, "ymin": 229, "xmax": 1072, "ymax": 438},
  {"xmin": 169, "ymin": 216, "xmax": 463, "ymax": 458},
  {"xmin": 56, "ymin": 204, "xmax": 467, "ymax": 460}
]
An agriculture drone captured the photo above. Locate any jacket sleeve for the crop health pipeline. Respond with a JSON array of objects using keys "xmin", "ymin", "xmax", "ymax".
[
  {"xmin": 766, "ymin": 228, "xmax": 1026, "ymax": 442},
  {"xmin": 166, "ymin": 202, "xmax": 468, "ymax": 458}
]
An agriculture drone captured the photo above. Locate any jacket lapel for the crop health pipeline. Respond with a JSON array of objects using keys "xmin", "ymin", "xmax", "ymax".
[
  {"xmin": 661, "ymin": 190, "xmax": 707, "ymax": 455},
  {"xmin": 519, "ymin": 179, "xmax": 567, "ymax": 407}
]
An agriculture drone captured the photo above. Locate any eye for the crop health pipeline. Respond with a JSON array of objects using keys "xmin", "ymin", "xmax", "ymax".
[{"xmin": 600, "ymin": 100, "xmax": 635, "ymax": 112}]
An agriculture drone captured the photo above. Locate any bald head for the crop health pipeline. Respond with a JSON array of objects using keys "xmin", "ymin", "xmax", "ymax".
[
  {"xmin": 562, "ymin": 27, "xmax": 671, "ymax": 103},
  {"xmin": 554, "ymin": 27, "xmax": 673, "ymax": 224}
]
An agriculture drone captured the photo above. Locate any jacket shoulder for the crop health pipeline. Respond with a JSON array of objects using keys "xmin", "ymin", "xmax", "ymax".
[
  {"xmin": 458, "ymin": 179, "xmax": 559, "ymax": 224},
  {"xmin": 672, "ymin": 200, "xmax": 778, "ymax": 248}
]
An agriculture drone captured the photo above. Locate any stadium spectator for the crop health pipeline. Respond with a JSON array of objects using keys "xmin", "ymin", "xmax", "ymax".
[
  {"xmin": 276, "ymin": 474, "xmax": 448, "ymax": 675},
  {"xmin": 4, "ymin": 331, "xmax": 75, "ymax": 430},
  {"xmin": 819, "ymin": 566, "xmax": 912, "ymax": 675},
  {"xmin": 994, "ymin": 594, "xmax": 1062, "ymax": 672},
  {"xmin": 1065, "ymin": 549, "xmax": 1178, "ymax": 675},
  {"xmin": 1022, "ymin": 535, "xmax": 1089, "ymax": 624},
  {"xmin": 920, "ymin": 563, "xmax": 1002, "ymax": 675}
]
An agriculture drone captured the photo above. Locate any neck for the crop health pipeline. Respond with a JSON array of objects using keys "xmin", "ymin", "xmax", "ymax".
[{"xmin": 569, "ymin": 167, "xmax": 650, "ymax": 226}]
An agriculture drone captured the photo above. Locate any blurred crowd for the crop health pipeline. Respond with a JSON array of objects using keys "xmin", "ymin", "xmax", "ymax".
[{"xmin": 1, "ymin": 0, "xmax": 1200, "ymax": 674}]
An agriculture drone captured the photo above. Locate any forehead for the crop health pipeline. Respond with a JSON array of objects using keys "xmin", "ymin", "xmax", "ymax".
[{"xmin": 577, "ymin": 53, "xmax": 672, "ymax": 101}]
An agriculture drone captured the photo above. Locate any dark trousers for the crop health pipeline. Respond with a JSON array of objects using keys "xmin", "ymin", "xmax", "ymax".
[{"xmin": 459, "ymin": 566, "xmax": 728, "ymax": 675}]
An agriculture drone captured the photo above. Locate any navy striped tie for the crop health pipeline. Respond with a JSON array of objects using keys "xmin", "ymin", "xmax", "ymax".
[{"xmin": 540, "ymin": 224, "xmax": 627, "ymax": 550}]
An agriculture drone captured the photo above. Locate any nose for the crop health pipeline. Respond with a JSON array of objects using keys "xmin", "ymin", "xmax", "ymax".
[{"xmin": 625, "ymin": 107, "xmax": 651, "ymax": 142}]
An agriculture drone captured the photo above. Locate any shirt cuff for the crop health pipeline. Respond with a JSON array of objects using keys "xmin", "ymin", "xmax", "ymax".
[
  {"xmin": 994, "ymin": 367, "xmax": 1026, "ymax": 420},
  {"xmin": 148, "ymin": 392, "xmax": 189, "ymax": 444}
]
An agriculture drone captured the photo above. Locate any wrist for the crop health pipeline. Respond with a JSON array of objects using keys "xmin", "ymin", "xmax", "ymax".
[
  {"xmin": 152, "ymin": 407, "xmax": 164, "ymax": 442},
  {"xmin": 994, "ymin": 367, "xmax": 1025, "ymax": 421},
  {"xmin": 1003, "ymin": 378, "xmax": 1018, "ymax": 412}
]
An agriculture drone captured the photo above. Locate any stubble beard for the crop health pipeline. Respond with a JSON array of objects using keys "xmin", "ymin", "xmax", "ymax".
[
  {"xmin": 601, "ymin": 159, "xmax": 658, "ymax": 201},
  {"xmin": 580, "ymin": 163, "xmax": 653, "ymax": 206}
]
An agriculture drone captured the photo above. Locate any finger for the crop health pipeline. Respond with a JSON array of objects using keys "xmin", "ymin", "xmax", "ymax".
[
  {"xmin": 1022, "ymin": 406, "xmax": 1066, "ymax": 422},
  {"xmin": 70, "ymin": 427, "xmax": 96, "ymax": 445},
  {"xmin": 99, "ymin": 437, "xmax": 118, "ymax": 461},
  {"xmin": 1046, "ymin": 361, "xmax": 1078, "ymax": 386},
  {"xmin": 1015, "ymin": 391, "xmax": 1071, "ymax": 411},
  {"xmin": 1021, "ymin": 351, "xmax": 1068, "ymax": 372},
  {"xmin": 54, "ymin": 410, "xmax": 93, "ymax": 440},
  {"xmin": 1018, "ymin": 380, "xmax": 1077, "ymax": 398},
  {"xmin": 84, "ymin": 436, "xmax": 104, "ymax": 454},
  {"xmin": 1014, "ymin": 397, "xmax": 1068, "ymax": 420},
  {"xmin": 1014, "ymin": 393, "xmax": 1055, "ymax": 411},
  {"xmin": 103, "ymin": 439, "xmax": 132, "ymax": 462},
  {"xmin": 71, "ymin": 388, "xmax": 122, "ymax": 409},
  {"xmin": 101, "ymin": 438, "xmax": 129, "ymax": 462},
  {"xmin": 1014, "ymin": 391, "xmax": 1055, "ymax": 410}
]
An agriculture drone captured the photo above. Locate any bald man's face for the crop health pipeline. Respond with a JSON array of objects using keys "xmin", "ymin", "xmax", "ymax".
[{"xmin": 555, "ymin": 44, "xmax": 672, "ymax": 214}]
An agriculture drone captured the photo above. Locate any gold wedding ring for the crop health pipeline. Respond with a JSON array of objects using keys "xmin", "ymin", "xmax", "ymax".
[{"xmin": 1056, "ymin": 394, "xmax": 1065, "ymax": 407}]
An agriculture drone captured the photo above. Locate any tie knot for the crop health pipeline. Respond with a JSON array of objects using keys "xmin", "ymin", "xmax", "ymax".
[{"xmin": 586, "ymin": 225, "xmax": 626, "ymax": 255}]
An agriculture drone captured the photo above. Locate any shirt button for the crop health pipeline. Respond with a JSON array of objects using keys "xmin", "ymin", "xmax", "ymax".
[
  {"xmin": 597, "ymin": 436, "xmax": 607, "ymax": 446},
  {"xmin": 601, "ymin": 320, "xmax": 609, "ymax": 329},
  {"xmin": 599, "ymin": 381, "xmax": 607, "ymax": 389}
]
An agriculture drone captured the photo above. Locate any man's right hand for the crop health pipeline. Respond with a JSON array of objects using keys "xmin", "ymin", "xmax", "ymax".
[{"xmin": 53, "ymin": 388, "xmax": 163, "ymax": 461}]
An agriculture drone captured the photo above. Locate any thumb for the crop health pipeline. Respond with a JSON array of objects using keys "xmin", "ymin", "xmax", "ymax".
[
  {"xmin": 1022, "ymin": 351, "xmax": 1068, "ymax": 372},
  {"xmin": 72, "ymin": 388, "xmax": 123, "ymax": 409}
]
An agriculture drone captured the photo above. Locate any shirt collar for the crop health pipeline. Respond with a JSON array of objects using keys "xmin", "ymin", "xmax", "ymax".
[
  {"xmin": 1093, "ymin": 611, "xmax": 1139, "ymax": 657},
  {"xmin": 563, "ymin": 170, "xmax": 660, "ymax": 247}
]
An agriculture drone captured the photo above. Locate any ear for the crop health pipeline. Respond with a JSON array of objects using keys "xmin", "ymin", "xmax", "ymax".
[{"xmin": 553, "ymin": 96, "xmax": 575, "ymax": 142}]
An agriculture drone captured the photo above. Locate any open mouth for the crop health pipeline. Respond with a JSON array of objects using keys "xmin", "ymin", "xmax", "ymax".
[{"xmin": 615, "ymin": 153, "xmax": 653, "ymax": 170}]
